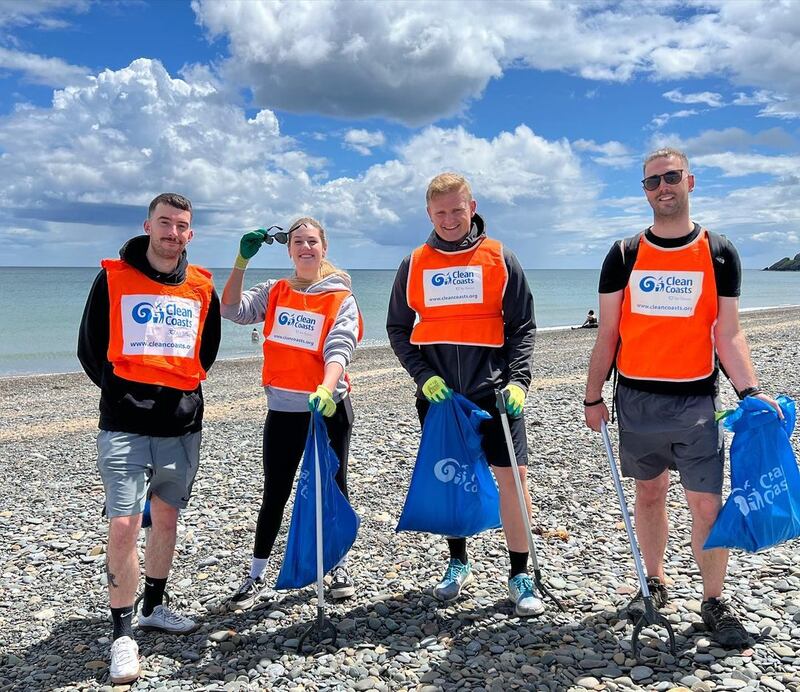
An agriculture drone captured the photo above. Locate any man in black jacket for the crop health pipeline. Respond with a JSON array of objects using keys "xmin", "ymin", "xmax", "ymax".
[
  {"xmin": 78, "ymin": 193, "xmax": 220, "ymax": 684},
  {"xmin": 387, "ymin": 173, "xmax": 542, "ymax": 616}
]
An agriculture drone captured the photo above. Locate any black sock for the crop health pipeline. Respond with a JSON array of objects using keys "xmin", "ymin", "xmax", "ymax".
[
  {"xmin": 447, "ymin": 538, "xmax": 468, "ymax": 564},
  {"xmin": 111, "ymin": 605, "xmax": 134, "ymax": 640},
  {"xmin": 142, "ymin": 576, "xmax": 167, "ymax": 616},
  {"xmin": 509, "ymin": 550, "xmax": 529, "ymax": 578}
]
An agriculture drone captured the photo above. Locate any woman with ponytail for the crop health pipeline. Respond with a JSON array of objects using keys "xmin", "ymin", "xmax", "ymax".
[{"xmin": 220, "ymin": 217, "xmax": 362, "ymax": 607}]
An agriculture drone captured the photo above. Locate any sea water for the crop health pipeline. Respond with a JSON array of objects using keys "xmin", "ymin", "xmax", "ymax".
[{"xmin": 0, "ymin": 267, "xmax": 797, "ymax": 376}]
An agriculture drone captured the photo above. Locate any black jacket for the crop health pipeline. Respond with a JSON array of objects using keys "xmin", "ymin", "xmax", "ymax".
[
  {"xmin": 77, "ymin": 235, "xmax": 221, "ymax": 436},
  {"xmin": 386, "ymin": 214, "xmax": 536, "ymax": 400}
]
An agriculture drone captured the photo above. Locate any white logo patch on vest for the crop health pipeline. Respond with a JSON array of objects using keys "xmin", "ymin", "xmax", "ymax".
[
  {"xmin": 629, "ymin": 270, "xmax": 704, "ymax": 316},
  {"xmin": 423, "ymin": 266, "xmax": 484, "ymax": 306},
  {"xmin": 121, "ymin": 294, "xmax": 200, "ymax": 358},
  {"xmin": 267, "ymin": 307, "xmax": 324, "ymax": 350}
]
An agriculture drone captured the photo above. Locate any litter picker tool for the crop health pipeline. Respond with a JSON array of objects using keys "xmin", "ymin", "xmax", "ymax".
[
  {"xmin": 297, "ymin": 420, "xmax": 337, "ymax": 653},
  {"xmin": 600, "ymin": 420, "xmax": 675, "ymax": 659},
  {"xmin": 495, "ymin": 390, "xmax": 566, "ymax": 612}
]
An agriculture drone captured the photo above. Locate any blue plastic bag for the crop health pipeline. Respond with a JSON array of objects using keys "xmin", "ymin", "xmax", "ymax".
[
  {"xmin": 705, "ymin": 395, "xmax": 800, "ymax": 552},
  {"xmin": 396, "ymin": 393, "xmax": 501, "ymax": 537},
  {"xmin": 275, "ymin": 412, "xmax": 360, "ymax": 589}
]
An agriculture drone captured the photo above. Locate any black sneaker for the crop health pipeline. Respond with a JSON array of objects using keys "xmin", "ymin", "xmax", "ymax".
[
  {"xmin": 701, "ymin": 598, "xmax": 750, "ymax": 648},
  {"xmin": 329, "ymin": 566, "xmax": 355, "ymax": 600},
  {"xmin": 626, "ymin": 576, "xmax": 669, "ymax": 621},
  {"xmin": 227, "ymin": 576, "xmax": 267, "ymax": 610}
]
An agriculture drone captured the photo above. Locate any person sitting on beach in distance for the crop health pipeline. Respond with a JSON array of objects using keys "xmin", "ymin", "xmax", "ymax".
[
  {"xmin": 220, "ymin": 217, "xmax": 362, "ymax": 608},
  {"xmin": 251, "ymin": 327, "xmax": 259, "ymax": 342},
  {"xmin": 77, "ymin": 193, "xmax": 221, "ymax": 685},
  {"xmin": 386, "ymin": 172, "xmax": 543, "ymax": 616},
  {"xmin": 574, "ymin": 309, "xmax": 598, "ymax": 329},
  {"xmin": 583, "ymin": 147, "xmax": 782, "ymax": 648}
]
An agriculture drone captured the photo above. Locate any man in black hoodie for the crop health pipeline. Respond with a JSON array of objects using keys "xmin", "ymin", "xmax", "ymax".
[
  {"xmin": 387, "ymin": 173, "xmax": 542, "ymax": 617},
  {"xmin": 78, "ymin": 193, "xmax": 220, "ymax": 684}
]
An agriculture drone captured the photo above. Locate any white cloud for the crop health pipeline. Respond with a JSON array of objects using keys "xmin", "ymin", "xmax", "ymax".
[
  {"xmin": 651, "ymin": 127, "xmax": 796, "ymax": 157},
  {"xmin": 650, "ymin": 109, "xmax": 698, "ymax": 130},
  {"xmin": 663, "ymin": 89, "xmax": 723, "ymax": 108},
  {"xmin": 0, "ymin": 46, "xmax": 88, "ymax": 86},
  {"xmin": 343, "ymin": 128, "xmax": 386, "ymax": 156},
  {"xmin": 693, "ymin": 153, "xmax": 800, "ymax": 178},
  {"xmin": 192, "ymin": 0, "xmax": 800, "ymax": 123},
  {"xmin": 0, "ymin": 0, "xmax": 87, "ymax": 29},
  {"xmin": 573, "ymin": 139, "xmax": 635, "ymax": 168}
]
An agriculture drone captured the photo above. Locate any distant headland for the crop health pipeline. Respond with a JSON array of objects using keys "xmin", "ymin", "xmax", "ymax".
[{"xmin": 764, "ymin": 253, "xmax": 800, "ymax": 271}]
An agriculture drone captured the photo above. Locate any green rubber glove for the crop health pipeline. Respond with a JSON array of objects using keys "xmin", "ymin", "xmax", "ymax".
[
  {"xmin": 235, "ymin": 229, "xmax": 268, "ymax": 268},
  {"xmin": 503, "ymin": 383, "xmax": 526, "ymax": 417},
  {"xmin": 422, "ymin": 376, "xmax": 452, "ymax": 403},
  {"xmin": 309, "ymin": 384, "xmax": 336, "ymax": 417}
]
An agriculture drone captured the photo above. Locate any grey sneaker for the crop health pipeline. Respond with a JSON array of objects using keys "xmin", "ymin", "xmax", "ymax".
[
  {"xmin": 508, "ymin": 573, "xmax": 545, "ymax": 617},
  {"xmin": 701, "ymin": 598, "xmax": 750, "ymax": 648},
  {"xmin": 109, "ymin": 635, "xmax": 140, "ymax": 684},
  {"xmin": 433, "ymin": 559, "xmax": 474, "ymax": 602},
  {"xmin": 626, "ymin": 576, "xmax": 669, "ymax": 622},
  {"xmin": 227, "ymin": 576, "xmax": 268, "ymax": 610},
  {"xmin": 137, "ymin": 604, "xmax": 198, "ymax": 634},
  {"xmin": 329, "ymin": 566, "xmax": 355, "ymax": 600}
]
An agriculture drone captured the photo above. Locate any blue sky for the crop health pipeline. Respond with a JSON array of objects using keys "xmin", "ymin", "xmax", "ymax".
[{"xmin": 0, "ymin": 0, "xmax": 798, "ymax": 270}]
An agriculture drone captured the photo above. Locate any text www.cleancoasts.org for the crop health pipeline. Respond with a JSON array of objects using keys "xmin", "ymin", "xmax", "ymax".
[{"xmin": 129, "ymin": 340, "xmax": 192, "ymax": 350}]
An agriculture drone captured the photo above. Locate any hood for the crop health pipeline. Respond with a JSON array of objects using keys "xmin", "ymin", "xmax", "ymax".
[
  {"xmin": 119, "ymin": 235, "xmax": 188, "ymax": 285},
  {"xmin": 425, "ymin": 213, "xmax": 486, "ymax": 252},
  {"xmin": 304, "ymin": 270, "xmax": 354, "ymax": 294}
]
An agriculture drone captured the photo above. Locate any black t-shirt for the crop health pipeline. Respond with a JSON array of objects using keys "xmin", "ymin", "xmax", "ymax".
[
  {"xmin": 599, "ymin": 223, "xmax": 741, "ymax": 296},
  {"xmin": 599, "ymin": 223, "xmax": 742, "ymax": 396}
]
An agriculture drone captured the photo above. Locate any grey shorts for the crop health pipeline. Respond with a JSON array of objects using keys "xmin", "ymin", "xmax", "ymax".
[
  {"xmin": 616, "ymin": 385, "xmax": 724, "ymax": 494},
  {"xmin": 97, "ymin": 430, "xmax": 201, "ymax": 518}
]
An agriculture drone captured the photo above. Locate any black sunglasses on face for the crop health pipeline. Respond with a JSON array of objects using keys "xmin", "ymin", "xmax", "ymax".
[
  {"xmin": 642, "ymin": 169, "xmax": 684, "ymax": 191},
  {"xmin": 260, "ymin": 225, "xmax": 288, "ymax": 245}
]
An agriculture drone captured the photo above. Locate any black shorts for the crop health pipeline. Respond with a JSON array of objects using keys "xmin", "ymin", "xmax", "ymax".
[{"xmin": 416, "ymin": 393, "xmax": 528, "ymax": 468}]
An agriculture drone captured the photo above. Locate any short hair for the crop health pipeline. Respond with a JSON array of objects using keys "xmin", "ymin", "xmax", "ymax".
[
  {"xmin": 148, "ymin": 193, "xmax": 193, "ymax": 221},
  {"xmin": 588, "ymin": 310, "xmax": 595, "ymax": 315},
  {"xmin": 426, "ymin": 172, "xmax": 472, "ymax": 204},
  {"xmin": 643, "ymin": 148, "xmax": 689, "ymax": 175}
]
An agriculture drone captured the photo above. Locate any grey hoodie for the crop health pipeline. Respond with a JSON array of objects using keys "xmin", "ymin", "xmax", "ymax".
[{"xmin": 221, "ymin": 272, "xmax": 359, "ymax": 412}]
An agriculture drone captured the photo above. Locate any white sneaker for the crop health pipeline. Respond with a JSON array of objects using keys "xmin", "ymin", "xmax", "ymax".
[
  {"xmin": 109, "ymin": 635, "xmax": 140, "ymax": 684},
  {"xmin": 137, "ymin": 604, "xmax": 198, "ymax": 634},
  {"xmin": 508, "ymin": 573, "xmax": 545, "ymax": 617}
]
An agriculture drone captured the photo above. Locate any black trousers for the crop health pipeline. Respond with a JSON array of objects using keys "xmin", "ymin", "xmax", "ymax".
[{"xmin": 253, "ymin": 397, "xmax": 354, "ymax": 559}]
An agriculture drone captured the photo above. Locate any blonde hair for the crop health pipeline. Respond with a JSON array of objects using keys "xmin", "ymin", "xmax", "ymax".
[
  {"xmin": 286, "ymin": 216, "xmax": 349, "ymax": 290},
  {"xmin": 426, "ymin": 172, "xmax": 472, "ymax": 204},
  {"xmin": 643, "ymin": 147, "xmax": 689, "ymax": 175}
]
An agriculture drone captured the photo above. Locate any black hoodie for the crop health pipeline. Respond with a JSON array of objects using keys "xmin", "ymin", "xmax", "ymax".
[
  {"xmin": 386, "ymin": 214, "xmax": 536, "ymax": 400},
  {"xmin": 77, "ymin": 235, "xmax": 221, "ymax": 436}
]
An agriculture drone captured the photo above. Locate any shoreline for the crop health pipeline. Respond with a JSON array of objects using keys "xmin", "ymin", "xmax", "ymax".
[{"xmin": 2, "ymin": 303, "xmax": 799, "ymax": 382}]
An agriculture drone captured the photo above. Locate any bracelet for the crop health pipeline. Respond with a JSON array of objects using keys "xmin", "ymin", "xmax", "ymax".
[
  {"xmin": 737, "ymin": 386, "xmax": 762, "ymax": 400},
  {"xmin": 583, "ymin": 397, "xmax": 605, "ymax": 407}
]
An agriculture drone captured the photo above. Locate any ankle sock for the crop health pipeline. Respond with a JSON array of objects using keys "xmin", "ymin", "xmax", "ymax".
[
  {"xmin": 509, "ymin": 550, "xmax": 529, "ymax": 579},
  {"xmin": 250, "ymin": 557, "xmax": 269, "ymax": 581},
  {"xmin": 111, "ymin": 605, "xmax": 135, "ymax": 640},
  {"xmin": 141, "ymin": 576, "xmax": 167, "ymax": 617},
  {"xmin": 447, "ymin": 538, "xmax": 468, "ymax": 564}
]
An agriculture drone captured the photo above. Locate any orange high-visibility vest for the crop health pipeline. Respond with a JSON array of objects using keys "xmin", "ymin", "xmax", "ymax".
[
  {"xmin": 262, "ymin": 279, "xmax": 363, "ymax": 394},
  {"xmin": 407, "ymin": 237, "xmax": 507, "ymax": 347},
  {"xmin": 103, "ymin": 258, "xmax": 213, "ymax": 390},
  {"xmin": 618, "ymin": 230, "xmax": 718, "ymax": 382}
]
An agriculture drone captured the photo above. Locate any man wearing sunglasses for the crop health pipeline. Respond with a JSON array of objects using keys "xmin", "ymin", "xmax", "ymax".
[{"xmin": 583, "ymin": 148, "xmax": 780, "ymax": 649}]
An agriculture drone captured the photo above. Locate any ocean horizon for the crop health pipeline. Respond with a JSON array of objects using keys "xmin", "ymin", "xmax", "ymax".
[{"xmin": 2, "ymin": 266, "xmax": 798, "ymax": 377}]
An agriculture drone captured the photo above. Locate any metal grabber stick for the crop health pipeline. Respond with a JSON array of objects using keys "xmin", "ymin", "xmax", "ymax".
[
  {"xmin": 297, "ymin": 418, "xmax": 337, "ymax": 653},
  {"xmin": 495, "ymin": 390, "xmax": 566, "ymax": 612},
  {"xmin": 600, "ymin": 420, "xmax": 675, "ymax": 659}
]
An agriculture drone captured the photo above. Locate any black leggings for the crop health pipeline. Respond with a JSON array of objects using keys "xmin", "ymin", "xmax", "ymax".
[{"xmin": 253, "ymin": 397, "xmax": 354, "ymax": 560}]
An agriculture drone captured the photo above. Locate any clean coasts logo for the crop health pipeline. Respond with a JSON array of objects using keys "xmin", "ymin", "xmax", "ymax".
[
  {"xmin": 423, "ymin": 265, "xmax": 483, "ymax": 306},
  {"xmin": 629, "ymin": 270, "xmax": 703, "ymax": 317},
  {"xmin": 121, "ymin": 294, "xmax": 200, "ymax": 358},
  {"xmin": 267, "ymin": 307, "xmax": 324, "ymax": 350},
  {"xmin": 433, "ymin": 458, "xmax": 478, "ymax": 493},
  {"xmin": 131, "ymin": 300, "xmax": 195, "ymax": 327},
  {"xmin": 730, "ymin": 466, "xmax": 789, "ymax": 517}
]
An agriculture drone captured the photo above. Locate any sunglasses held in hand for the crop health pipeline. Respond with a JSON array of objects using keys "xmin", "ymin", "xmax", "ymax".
[
  {"xmin": 641, "ymin": 169, "xmax": 685, "ymax": 191},
  {"xmin": 258, "ymin": 225, "xmax": 289, "ymax": 245}
]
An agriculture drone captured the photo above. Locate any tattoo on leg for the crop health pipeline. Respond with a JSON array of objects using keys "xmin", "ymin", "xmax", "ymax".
[{"xmin": 106, "ymin": 561, "xmax": 119, "ymax": 589}]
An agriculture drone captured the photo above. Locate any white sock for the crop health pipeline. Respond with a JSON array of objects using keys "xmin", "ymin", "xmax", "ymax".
[{"xmin": 250, "ymin": 557, "xmax": 268, "ymax": 580}]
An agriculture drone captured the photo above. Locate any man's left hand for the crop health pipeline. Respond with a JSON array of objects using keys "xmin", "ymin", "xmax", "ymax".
[{"xmin": 503, "ymin": 383, "xmax": 526, "ymax": 417}]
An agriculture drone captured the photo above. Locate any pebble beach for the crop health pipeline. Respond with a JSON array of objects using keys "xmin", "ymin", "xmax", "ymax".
[{"xmin": 1, "ymin": 306, "xmax": 799, "ymax": 692}]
